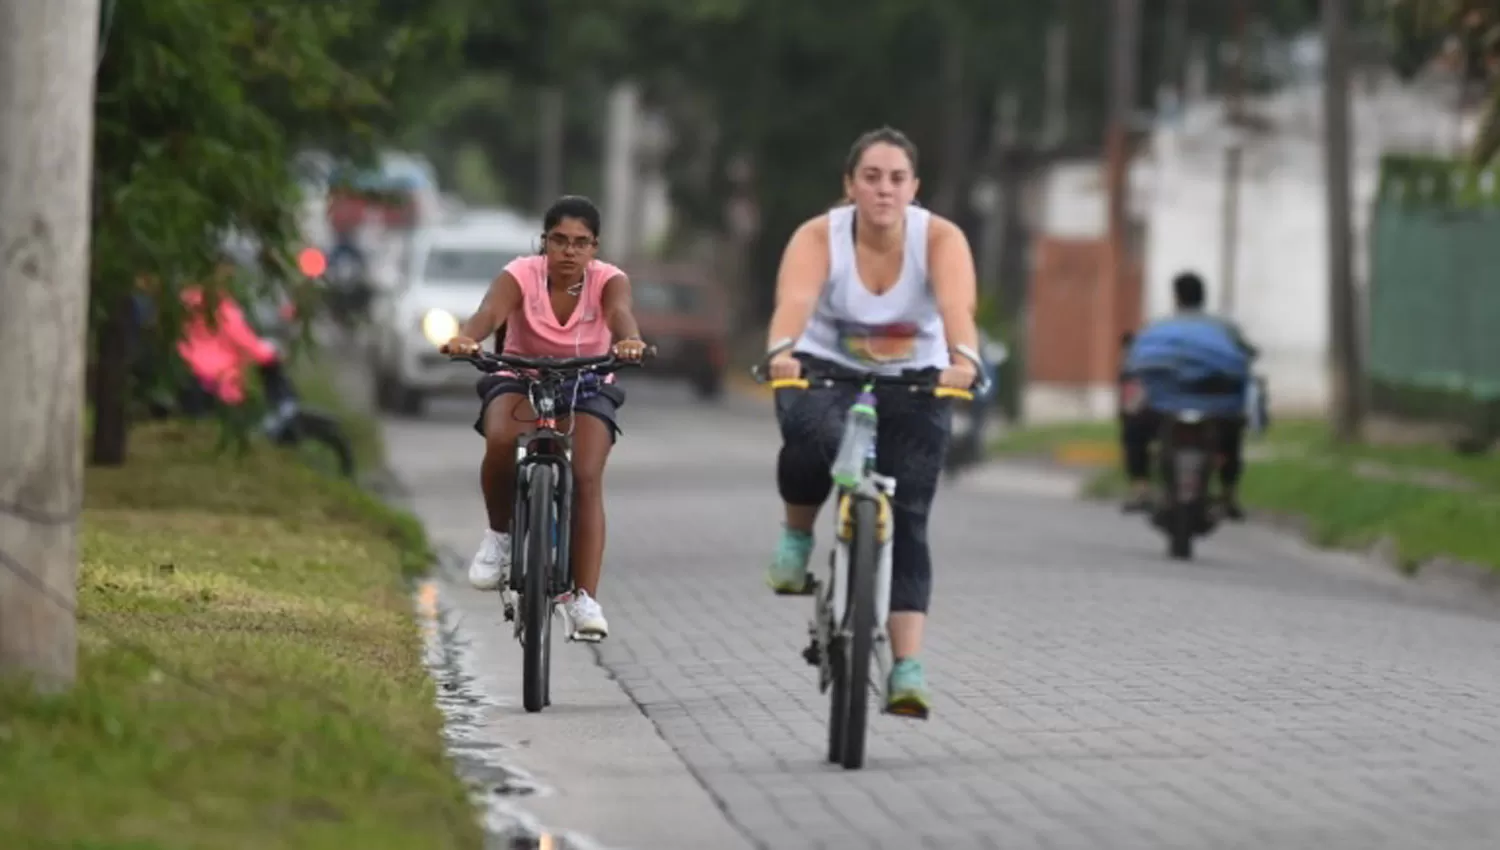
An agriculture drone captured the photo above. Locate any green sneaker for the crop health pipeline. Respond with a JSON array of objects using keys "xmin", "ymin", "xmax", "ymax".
[
  {"xmin": 766, "ymin": 526, "xmax": 815, "ymax": 595},
  {"xmin": 886, "ymin": 658, "xmax": 931, "ymax": 719}
]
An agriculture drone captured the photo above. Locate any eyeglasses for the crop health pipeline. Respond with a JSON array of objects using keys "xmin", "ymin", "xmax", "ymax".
[{"xmin": 544, "ymin": 233, "xmax": 596, "ymax": 253}]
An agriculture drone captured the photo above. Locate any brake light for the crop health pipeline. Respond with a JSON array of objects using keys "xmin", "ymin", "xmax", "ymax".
[
  {"xmin": 297, "ymin": 247, "xmax": 327, "ymax": 277},
  {"xmin": 1120, "ymin": 378, "xmax": 1145, "ymax": 414}
]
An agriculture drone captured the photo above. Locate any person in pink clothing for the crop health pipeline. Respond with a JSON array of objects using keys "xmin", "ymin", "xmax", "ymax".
[
  {"xmin": 177, "ymin": 283, "xmax": 281, "ymax": 406},
  {"xmin": 439, "ymin": 196, "xmax": 647, "ymax": 638}
]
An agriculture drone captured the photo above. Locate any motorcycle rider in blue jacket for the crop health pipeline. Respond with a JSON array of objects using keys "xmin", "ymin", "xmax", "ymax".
[{"xmin": 1119, "ymin": 271, "xmax": 1258, "ymax": 518}]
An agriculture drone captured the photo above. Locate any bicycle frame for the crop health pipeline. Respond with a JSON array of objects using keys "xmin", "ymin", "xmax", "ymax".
[{"xmin": 504, "ymin": 381, "xmax": 576, "ymax": 637}]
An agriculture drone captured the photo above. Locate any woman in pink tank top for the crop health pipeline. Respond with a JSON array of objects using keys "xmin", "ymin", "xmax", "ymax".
[{"xmin": 438, "ymin": 196, "xmax": 648, "ymax": 638}]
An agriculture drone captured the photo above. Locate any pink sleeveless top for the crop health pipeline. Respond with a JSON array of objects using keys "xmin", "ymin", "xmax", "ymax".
[{"xmin": 498, "ymin": 255, "xmax": 622, "ymax": 373}]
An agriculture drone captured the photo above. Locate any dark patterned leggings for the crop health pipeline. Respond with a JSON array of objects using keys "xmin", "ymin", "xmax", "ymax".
[{"xmin": 774, "ymin": 356, "xmax": 953, "ymax": 613}]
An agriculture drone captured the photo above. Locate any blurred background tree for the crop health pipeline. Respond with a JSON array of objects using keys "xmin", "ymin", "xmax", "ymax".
[{"xmin": 1389, "ymin": 0, "xmax": 1500, "ymax": 164}]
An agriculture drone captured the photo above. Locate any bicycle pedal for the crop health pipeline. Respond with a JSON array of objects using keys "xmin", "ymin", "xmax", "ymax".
[
  {"xmin": 773, "ymin": 575, "xmax": 820, "ymax": 597},
  {"xmin": 568, "ymin": 630, "xmax": 605, "ymax": 644},
  {"xmin": 801, "ymin": 643, "xmax": 822, "ymax": 666},
  {"xmin": 884, "ymin": 701, "xmax": 930, "ymax": 721}
]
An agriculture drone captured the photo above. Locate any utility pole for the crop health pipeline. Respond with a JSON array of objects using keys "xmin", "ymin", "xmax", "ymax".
[
  {"xmin": 1042, "ymin": 17, "xmax": 1070, "ymax": 151},
  {"xmin": 1097, "ymin": 0, "xmax": 1140, "ymax": 394},
  {"xmin": 535, "ymin": 87, "xmax": 564, "ymax": 213},
  {"xmin": 975, "ymin": 89, "xmax": 1020, "ymax": 309},
  {"xmin": 1221, "ymin": 0, "xmax": 1249, "ymax": 317},
  {"xmin": 0, "ymin": 0, "xmax": 100, "ymax": 690},
  {"xmin": 1156, "ymin": 0, "xmax": 1188, "ymax": 121},
  {"xmin": 1322, "ymin": 0, "xmax": 1362, "ymax": 442},
  {"xmin": 601, "ymin": 81, "xmax": 641, "ymax": 258}
]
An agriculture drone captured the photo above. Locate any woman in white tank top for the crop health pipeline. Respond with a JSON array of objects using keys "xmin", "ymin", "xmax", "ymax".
[{"xmin": 759, "ymin": 127, "xmax": 986, "ymax": 718}]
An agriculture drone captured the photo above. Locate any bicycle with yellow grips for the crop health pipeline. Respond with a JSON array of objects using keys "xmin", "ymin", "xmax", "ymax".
[{"xmin": 753, "ymin": 359, "xmax": 977, "ymax": 770}]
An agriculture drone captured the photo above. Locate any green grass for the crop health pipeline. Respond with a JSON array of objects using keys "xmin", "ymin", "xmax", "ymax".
[
  {"xmin": 0, "ymin": 420, "xmax": 479, "ymax": 849},
  {"xmin": 988, "ymin": 420, "xmax": 1119, "ymax": 457},
  {"xmin": 1239, "ymin": 459, "xmax": 1500, "ymax": 571},
  {"xmin": 990, "ymin": 416, "xmax": 1334, "ymax": 458},
  {"xmin": 1009, "ymin": 417, "xmax": 1500, "ymax": 573}
]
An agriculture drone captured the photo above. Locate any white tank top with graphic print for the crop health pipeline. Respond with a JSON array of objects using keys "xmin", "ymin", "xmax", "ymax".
[{"xmin": 794, "ymin": 203, "xmax": 950, "ymax": 375}]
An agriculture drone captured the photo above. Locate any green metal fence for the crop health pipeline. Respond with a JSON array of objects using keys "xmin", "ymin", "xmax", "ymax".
[{"xmin": 1367, "ymin": 155, "xmax": 1500, "ymax": 436}]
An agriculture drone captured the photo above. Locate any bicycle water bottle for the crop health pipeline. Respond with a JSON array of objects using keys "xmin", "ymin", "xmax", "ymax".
[{"xmin": 830, "ymin": 391, "xmax": 879, "ymax": 489}]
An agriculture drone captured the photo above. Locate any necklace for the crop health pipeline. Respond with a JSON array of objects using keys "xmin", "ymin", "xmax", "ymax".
[{"xmin": 548, "ymin": 275, "xmax": 584, "ymax": 297}]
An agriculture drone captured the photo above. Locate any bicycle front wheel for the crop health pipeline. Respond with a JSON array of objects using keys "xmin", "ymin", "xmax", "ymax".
[
  {"xmin": 836, "ymin": 496, "xmax": 879, "ymax": 770},
  {"xmin": 522, "ymin": 466, "xmax": 556, "ymax": 713}
]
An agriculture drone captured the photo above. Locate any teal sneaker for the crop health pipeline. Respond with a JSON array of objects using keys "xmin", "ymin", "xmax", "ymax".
[
  {"xmin": 886, "ymin": 657, "xmax": 931, "ymax": 719},
  {"xmin": 766, "ymin": 526, "xmax": 815, "ymax": 595}
]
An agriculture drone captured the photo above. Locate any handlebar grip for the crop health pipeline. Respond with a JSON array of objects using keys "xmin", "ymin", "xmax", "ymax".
[
  {"xmin": 769, "ymin": 378, "xmax": 811, "ymax": 390},
  {"xmin": 933, "ymin": 387, "xmax": 975, "ymax": 401}
]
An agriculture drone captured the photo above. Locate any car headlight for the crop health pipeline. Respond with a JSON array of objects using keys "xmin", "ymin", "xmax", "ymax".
[
  {"xmin": 420, "ymin": 308, "xmax": 459, "ymax": 346},
  {"xmin": 982, "ymin": 341, "xmax": 1009, "ymax": 366}
]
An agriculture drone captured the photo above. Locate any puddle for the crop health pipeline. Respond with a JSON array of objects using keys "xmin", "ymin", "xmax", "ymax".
[{"xmin": 414, "ymin": 578, "xmax": 617, "ymax": 850}]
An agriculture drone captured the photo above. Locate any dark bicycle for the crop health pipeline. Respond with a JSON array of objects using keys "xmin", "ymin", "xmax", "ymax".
[
  {"xmin": 452, "ymin": 349, "xmax": 652, "ymax": 713},
  {"xmin": 752, "ymin": 362, "xmax": 979, "ymax": 769}
]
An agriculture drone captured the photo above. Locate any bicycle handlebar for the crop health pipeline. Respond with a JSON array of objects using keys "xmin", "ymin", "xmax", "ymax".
[
  {"xmin": 451, "ymin": 346, "xmax": 658, "ymax": 375},
  {"xmin": 749, "ymin": 363, "xmax": 976, "ymax": 402}
]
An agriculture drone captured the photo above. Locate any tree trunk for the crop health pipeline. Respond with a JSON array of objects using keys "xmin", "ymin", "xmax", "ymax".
[
  {"xmin": 930, "ymin": 28, "xmax": 971, "ymax": 218},
  {"xmin": 89, "ymin": 294, "xmax": 131, "ymax": 467}
]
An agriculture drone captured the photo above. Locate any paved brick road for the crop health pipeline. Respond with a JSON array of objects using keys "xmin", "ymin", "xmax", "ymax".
[{"xmin": 384, "ymin": 376, "xmax": 1500, "ymax": 850}]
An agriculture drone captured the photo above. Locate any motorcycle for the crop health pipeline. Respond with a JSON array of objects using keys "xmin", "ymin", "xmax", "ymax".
[
  {"xmin": 944, "ymin": 335, "xmax": 1010, "ymax": 476},
  {"xmin": 1134, "ymin": 373, "xmax": 1269, "ymax": 560},
  {"xmin": 1151, "ymin": 408, "xmax": 1224, "ymax": 560},
  {"xmin": 319, "ymin": 243, "xmax": 375, "ymax": 331}
]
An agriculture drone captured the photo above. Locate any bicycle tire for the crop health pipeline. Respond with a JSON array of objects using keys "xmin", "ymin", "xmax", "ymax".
[
  {"xmin": 1168, "ymin": 506, "xmax": 1195, "ymax": 560},
  {"xmin": 825, "ymin": 636, "xmax": 848, "ymax": 764},
  {"xmin": 522, "ymin": 466, "xmax": 555, "ymax": 713},
  {"xmin": 839, "ymin": 496, "xmax": 879, "ymax": 770}
]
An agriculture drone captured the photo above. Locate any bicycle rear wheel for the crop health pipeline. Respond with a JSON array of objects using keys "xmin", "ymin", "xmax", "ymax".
[
  {"xmin": 835, "ymin": 497, "xmax": 879, "ymax": 770},
  {"xmin": 288, "ymin": 411, "xmax": 356, "ymax": 479},
  {"xmin": 522, "ymin": 466, "xmax": 556, "ymax": 713}
]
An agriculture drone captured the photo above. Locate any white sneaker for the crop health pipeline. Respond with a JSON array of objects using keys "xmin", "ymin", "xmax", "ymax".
[
  {"xmin": 467, "ymin": 530, "xmax": 510, "ymax": 590},
  {"xmin": 565, "ymin": 589, "xmax": 608, "ymax": 639}
]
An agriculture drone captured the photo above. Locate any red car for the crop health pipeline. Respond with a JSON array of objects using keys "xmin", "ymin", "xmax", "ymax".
[{"xmin": 627, "ymin": 261, "xmax": 729, "ymax": 399}]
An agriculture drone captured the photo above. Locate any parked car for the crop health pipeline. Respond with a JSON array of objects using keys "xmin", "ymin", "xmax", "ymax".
[
  {"xmin": 945, "ymin": 332, "xmax": 1010, "ymax": 474},
  {"xmin": 627, "ymin": 261, "xmax": 729, "ymax": 400},
  {"xmin": 370, "ymin": 212, "xmax": 535, "ymax": 416}
]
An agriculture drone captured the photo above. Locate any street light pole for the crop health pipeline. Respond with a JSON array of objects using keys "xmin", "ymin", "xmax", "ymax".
[
  {"xmin": 1322, "ymin": 0, "xmax": 1362, "ymax": 442},
  {"xmin": 1098, "ymin": 0, "xmax": 1140, "ymax": 396}
]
